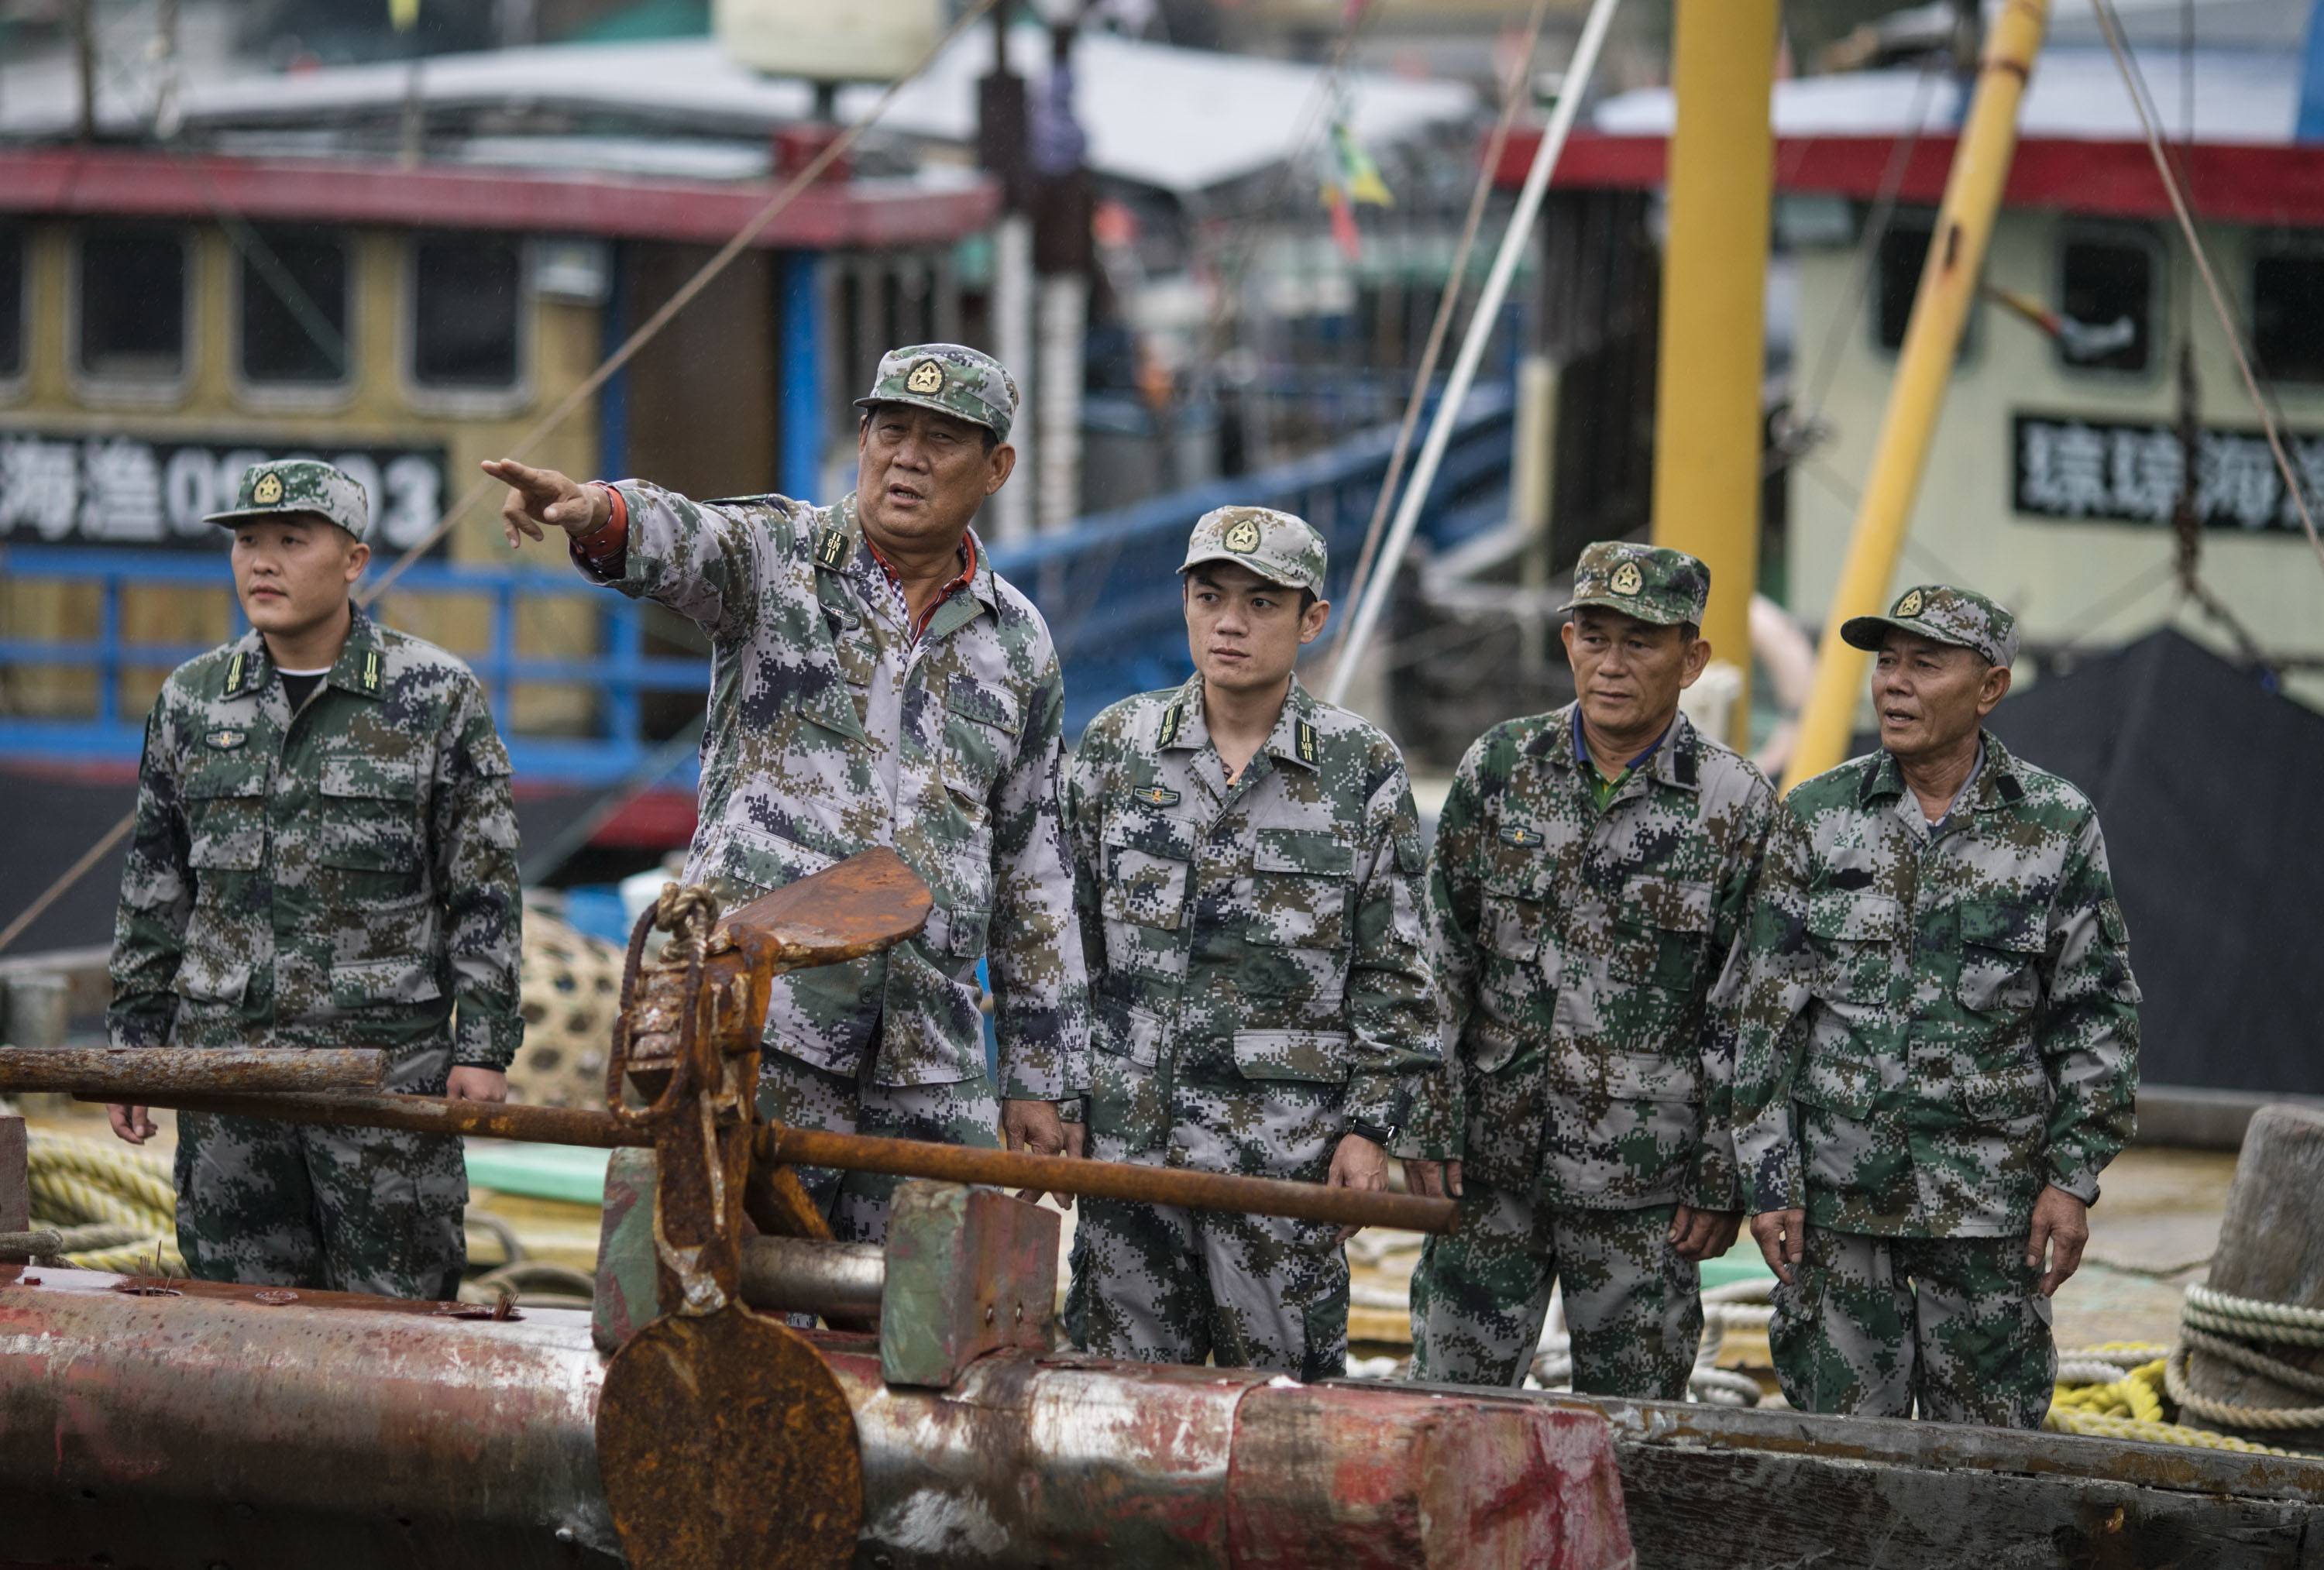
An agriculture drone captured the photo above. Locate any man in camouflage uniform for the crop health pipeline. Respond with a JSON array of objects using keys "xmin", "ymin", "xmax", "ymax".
[
  {"xmin": 1732, "ymin": 586, "xmax": 2140, "ymax": 1427},
  {"xmin": 1061, "ymin": 507, "xmax": 1435, "ymax": 1379},
  {"xmin": 489, "ymin": 345, "xmax": 1086, "ymax": 1242},
  {"xmin": 108, "ymin": 459, "xmax": 523, "ymax": 1298},
  {"xmin": 1404, "ymin": 541, "xmax": 1776, "ymax": 1397}
]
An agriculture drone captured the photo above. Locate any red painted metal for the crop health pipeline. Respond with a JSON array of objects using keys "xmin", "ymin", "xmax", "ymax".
[
  {"xmin": 1497, "ymin": 129, "xmax": 2324, "ymax": 228},
  {"xmin": 0, "ymin": 146, "xmax": 1002, "ymax": 248}
]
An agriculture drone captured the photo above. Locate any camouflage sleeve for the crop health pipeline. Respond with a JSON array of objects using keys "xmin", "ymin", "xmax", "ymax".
[
  {"xmin": 985, "ymin": 651, "xmax": 1088, "ymax": 1102},
  {"xmin": 585, "ymin": 482, "xmax": 776, "ymax": 644},
  {"xmin": 1729, "ymin": 800, "xmax": 1817, "ymax": 1214},
  {"xmin": 1061, "ymin": 726, "xmax": 1112, "ymax": 1067},
  {"xmin": 1343, "ymin": 755, "xmax": 1439, "ymax": 1136},
  {"xmin": 107, "ymin": 699, "xmax": 191, "ymax": 1050},
  {"xmin": 1690, "ymin": 770, "xmax": 1779, "ymax": 1212},
  {"xmin": 432, "ymin": 677, "xmax": 525, "ymax": 1070},
  {"xmin": 1399, "ymin": 738, "xmax": 1492, "ymax": 1160},
  {"xmin": 2038, "ymin": 813, "xmax": 2140, "ymax": 1202}
]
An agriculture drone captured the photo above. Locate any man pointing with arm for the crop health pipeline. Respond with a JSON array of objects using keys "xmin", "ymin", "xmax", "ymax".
[{"xmin": 489, "ymin": 344, "xmax": 1087, "ymax": 1239}]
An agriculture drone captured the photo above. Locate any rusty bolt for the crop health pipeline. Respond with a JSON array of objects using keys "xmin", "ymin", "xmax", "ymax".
[
  {"xmin": 984, "ymin": 1306, "xmax": 995, "ymax": 1325},
  {"xmin": 1014, "ymin": 1304, "xmax": 1024, "ymax": 1324}
]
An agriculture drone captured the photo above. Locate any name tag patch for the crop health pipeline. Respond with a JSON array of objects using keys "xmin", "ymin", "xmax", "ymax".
[
  {"xmin": 1131, "ymin": 785, "xmax": 1181, "ymax": 808},
  {"xmin": 1499, "ymin": 825, "xmax": 1545, "ymax": 849},
  {"xmin": 205, "ymin": 727, "xmax": 248, "ymax": 751}
]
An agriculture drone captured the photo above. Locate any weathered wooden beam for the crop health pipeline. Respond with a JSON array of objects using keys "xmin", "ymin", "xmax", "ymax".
[{"xmin": 3, "ymin": 1047, "xmax": 383, "ymax": 1096}]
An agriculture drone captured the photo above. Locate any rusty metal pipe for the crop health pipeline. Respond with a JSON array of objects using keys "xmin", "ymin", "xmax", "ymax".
[
  {"xmin": 739, "ymin": 1234, "xmax": 885, "ymax": 1321},
  {"xmin": 764, "ymin": 1126, "xmax": 1461, "ymax": 1234},
  {"xmin": 5, "ymin": 1046, "xmax": 383, "ymax": 1095},
  {"xmin": 0, "ymin": 1230, "xmax": 59, "ymax": 1259},
  {"xmin": 75, "ymin": 1088, "xmax": 651, "ymax": 1146}
]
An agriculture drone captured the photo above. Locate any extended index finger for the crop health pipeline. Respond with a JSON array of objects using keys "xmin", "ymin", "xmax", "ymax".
[{"xmin": 480, "ymin": 456, "xmax": 562, "ymax": 504}]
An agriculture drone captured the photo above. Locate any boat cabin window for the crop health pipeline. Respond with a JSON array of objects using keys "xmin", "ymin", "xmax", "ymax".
[
  {"xmin": 1872, "ymin": 211, "xmax": 1975, "ymax": 359},
  {"xmin": 238, "ymin": 227, "xmax": 352, "ymax": 387},
  {"xmin": 410, "ymin": 233, "xmax": 523, "ymax": 390},
  {"xmin": 2057, "ymin": 230, "xmax": 2156, "ymax": 375},
  {"xmin": 76, "ymin": 224, "xmax": 189, "ymax": 383},
  {"xmin": 2250, "ymin": 239, "xmax": 2324, "ymax": 383},
  {"xmin": 0, "ymin": 222, "xmax": 22, "ymax": 384}
]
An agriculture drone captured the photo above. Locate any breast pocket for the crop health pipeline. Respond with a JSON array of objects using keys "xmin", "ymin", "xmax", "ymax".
[
  {"xmin": 1101, "ymin": 812, "xmax": 1195, "ymax": 931},
  {"xmin": 1608, "ymin": 874, "xmax": 1715, "ymax": 997},
  {"xmin": 1956, "ymin": 898, "xmax": 2047, "ymax": 1015},
  {"xmin": 1248, "ymin": 829, "xmax": 1356, "ymax": 952},
  {"xmin": 942, "ymin": 682, "xmax": 1022, "ymax": 814},
  {"xmin": 316, "ymin": 754, "xmax": 426, "ymax": 898},
  {"xmin": 184, "ymin": 758, "xmax": 267, "ymax": 874},
  {"xmin": 1805, "ymin": 887, "xmax": 1906, "ymax": 1009}
]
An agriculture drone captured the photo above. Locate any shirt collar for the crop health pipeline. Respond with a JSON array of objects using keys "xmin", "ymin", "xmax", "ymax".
[
  {"xmin": 323, "ymin": 606, "xmax": 388, "ymax": 701},
  {"xmin": 1159, "ymin": 674, "xmax": 1322, "ymax": 771},
  {"xmin": 1538, "ymin": 703, "xmax": 1700, "ymax": 792},
  {"xmin": 1862, "ymin": 729, "xmax": 2027, "ymax": 812},
  {"xmin": 845, "ymin": 493, "xmax": 989, "ymax": 638}
]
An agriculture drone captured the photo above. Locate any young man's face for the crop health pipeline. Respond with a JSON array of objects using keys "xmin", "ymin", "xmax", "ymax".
[
  {"xmin": 855, "ymin": 404, "xmax": 1012, "ymax": 551},
  {"xmin": 231, "ymin": 517, "xmax": 365, "ymax": 640},
  {"xmin": 1872, "ymin": 630, "xmax": 2009, "ymax": 761},
  {"xmin": 1559, "ymin": 606, "xmax": 1709, "ymax": 737},
  {"xmin": 1183, "ymin": 560, "xmax": 1329, "ymax": 695}
]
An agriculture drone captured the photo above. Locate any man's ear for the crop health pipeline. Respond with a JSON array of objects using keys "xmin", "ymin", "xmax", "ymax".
[
  {"xmin": 1298, "ymin": 597, "xmax": 1331, "ymax": 645},
  {"xmin": 344, "ymin": 538, "xmax": 370, "ymax": 586},
  {"xmin": 1678, "ymin": 634, "xmax": 1713, "ymax": 690},
  {"xmin": 1977, "ymin": 659, "xmax": 2013, "ymax": 716},
  {"xmin": 985, "ymin": 442, "xmax": 1016, "ymax": 495}
]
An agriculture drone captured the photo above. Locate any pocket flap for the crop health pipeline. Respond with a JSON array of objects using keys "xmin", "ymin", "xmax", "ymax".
[
  {"xmin": 1960, "ymin": 899, "xmax": 2047, "ymax": 954},
  {"xmin": 1232, "ymin": 1028, "xmax": 1351, "ymax": 1084},
  {"xmin": 1103, "ymin": 810, "xmax": 1195, "ymax": 862},
  {"xmin": 1806, "ymin": 888, "xmax": 1906, "ymax": 943},
  {"xmin": 184, "ymin": 759, "xmax": 265, "ymax": 801},
  {"xmin": 173, "ymin": 953, "xmax": 252, "ymax": 1004},
  {"xmin": 1793, "ymin": 1054, "xmax": 1879, "ymax": 1121},
  {"xmin": 946, "ymin": 682, "xmax": 1023, "ymax": 737},
  {"xmin": 319, "ymin": 755, "xmax": 419, "ymax": 802},
  {"xmin": 713, "ymin": 823, "xmax": 834, "ymax": 896},
  {"xmin": 1098, "ymin": 1005, "xmax": 1166, "ymax": 1069},
  {"xmin": 1961, "ymin": 1064, "xmax": 2048, "ymax": 1120},
  {"xmin": 923, "ymin": 903, "xmax": 989, "ymax": 959},
  {"xmin": 1627, "ymin": 875, "xmax": 1714, "ymax": 933},
  {"xmin": 329, "ymin": 957, "xmax": 443, "ymax": 1008},
  {"xmin": 1604, "ymin": 1051, "xmax": 1703, "ymax": 1104},
  {"xmin": 1252, "ymin": 829, "xmax": 1354, "ymax": 878}
]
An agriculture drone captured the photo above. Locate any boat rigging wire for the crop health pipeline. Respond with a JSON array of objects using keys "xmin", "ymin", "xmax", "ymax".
[{"xmin": 1322, "ymin": 0, "xmax": 1624, "ymax": 708}]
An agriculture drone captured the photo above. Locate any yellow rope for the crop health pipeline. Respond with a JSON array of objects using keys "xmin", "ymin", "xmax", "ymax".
[
  {"xmin": 23, "ymin": 1132, "xmax": 184, "ymax": 1275},
  {"xmin": 2046, "ymin": 1407, "xmax": 2295, "ymax": 1455},
  {"xmin": 2052, "ymin": 1358, "xmax": 2168, "ymax": 1424}
]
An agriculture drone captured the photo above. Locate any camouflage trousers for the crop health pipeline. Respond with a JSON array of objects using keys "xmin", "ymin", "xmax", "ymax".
[
  {"xmin": 1065, "ymin": 1073, "xmax": 1349, "ymax": 1381},
  {"xmin": 174, "ymin": 1110, "xmax": 466, "ymax": 1300},
  {"xmin": 1408, "ymin": 1184, "xmax": 1701, "ymax": 1399},
  {"xmin": 1772, "ymin": 1228, "xmax": 2055, "ymax": 1427},
  {"xmin": 758, "ymin": 1045, "xmax": 999, "ymax": 1246}
]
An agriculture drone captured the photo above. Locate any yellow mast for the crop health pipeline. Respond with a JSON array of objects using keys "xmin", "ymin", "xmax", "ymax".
[
  {"xmin": 1781, "ymin": 0, "xmax": 2052, "ymax": 792},
  {"xmin": 1649, "ymin": 0, "xmax": 1779, "ymax": 752}
]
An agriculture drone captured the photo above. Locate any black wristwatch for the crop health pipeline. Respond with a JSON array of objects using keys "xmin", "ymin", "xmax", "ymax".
[{"xmin": 1349, "ymin": 1118, "xmax": 1396, "ymax": 1146}]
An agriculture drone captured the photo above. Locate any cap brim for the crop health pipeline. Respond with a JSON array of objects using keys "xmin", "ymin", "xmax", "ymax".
[
  {"xmin": 855, "ymin": 393, "xmax": 1006, "ymax": 440},
  {"xmin": 204, "ymin": 507, "xmax": 355, "ymax": 534},
  {"xmin": 1177, "ymin": 547, "xmax": 1309, "ymax": 591},
  {"xmin": 1557, "ymin": 592, "xmax": 1691, "ymax": 626},
  {"xmin": 1839, "ymin": 613, "xmax": 1982, "ymax": 655}
]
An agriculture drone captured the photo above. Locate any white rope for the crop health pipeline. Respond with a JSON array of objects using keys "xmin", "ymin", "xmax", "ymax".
[{"xmin": 1322, "ymin": 0, "xmax": 1627, "ymax": 706}]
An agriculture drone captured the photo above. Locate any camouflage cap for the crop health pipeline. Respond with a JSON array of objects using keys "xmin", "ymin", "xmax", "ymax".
[
  {"xmin": 1558, "ymin": 540, "xmax": 1710, "ymax": 627},
  {"xmin": 855, "ymin": 342, "xmax": 1020, "ymax": 443},
  {"xmin": 205, "ymin": 459, "xmax": 369, "ymax": 542},
  {"xmin": 1178, "ymin": 505, "xmax": 1328, "ymax": 595},
  {"xmin": 1841, "ymin": 583, "xmax": 2020, "ymax": 667}
]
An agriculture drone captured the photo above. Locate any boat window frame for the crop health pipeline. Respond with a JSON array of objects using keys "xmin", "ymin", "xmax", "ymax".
[
  {"xmin": 67, "ymin": 219, "xmax": 196, "ymax": 410},
  {"xmin": 0, "ymin": 218, "xmax": 26, "ymax": 406},
  {"xmin": 230, "ymin": 222, "xmax": 360, "ymax": 414},
  {"xmin": 1868, "ymin": 204, "xmax": 1980, "ymax": 365},
  {"xmin": 2053, "ymin": 219, "xmax": 2165, "ymax": 383},
  {"xmin": 400, "ymin": 228, "xmax": 534, "ymax": 419},
  {"xmin": 2246, "ymin": 231, "xmax": 2324, "ymax": 386}
]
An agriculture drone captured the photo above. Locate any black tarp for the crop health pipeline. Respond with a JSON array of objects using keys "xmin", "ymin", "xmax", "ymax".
[{"xmin": 1987, "ymin": 629, "xmax": 2324, "ymax": 1097}]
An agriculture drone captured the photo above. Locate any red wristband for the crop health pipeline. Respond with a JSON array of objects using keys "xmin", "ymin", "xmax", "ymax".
[{"xmin": 575, "ymin": 482, "xmax": 629, "ymax": 567}]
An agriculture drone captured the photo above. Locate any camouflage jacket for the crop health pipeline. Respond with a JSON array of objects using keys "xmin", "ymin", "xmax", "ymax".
[
  {"xmin": 584, "ymin": 485, "xmax": 1085, "ymax": 1100},
  {"xmin": 1064, "ymin": 675, "xmax": 1436, "ymax": 1147},
  {"xmin": 1411, "ymin": 705, "xmax": 1776, "ymax": 1211},
  {"xmin": 1729, "ymin": 734, "xmax": 2141, "ymax": 1238},
  {"xmin": 108, "ymin": 610, "xmax": 524, "ymax": 1076}
]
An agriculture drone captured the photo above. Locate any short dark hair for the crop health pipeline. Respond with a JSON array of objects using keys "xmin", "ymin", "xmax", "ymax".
[{"xmin": 1678, "ymin": 620, "xmax": 1700, "ymax": 643}]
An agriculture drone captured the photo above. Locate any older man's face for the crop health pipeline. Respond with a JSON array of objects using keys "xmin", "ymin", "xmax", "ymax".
[
  {"xmin": 855, "ymin": 404, "xmax": 1011, "ymax": 553},
  {"xmin": 1872, "ymin": 630, "xmax": 2010, "ymax": 760}
]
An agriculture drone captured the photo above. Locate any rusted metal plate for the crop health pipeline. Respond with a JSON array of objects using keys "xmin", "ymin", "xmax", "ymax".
[
  {"xmin": 716, "ymin": 847, "xmax": 932, "ymax": 977},
  {"xmin": 2, "ymin": 1046, "xmax": 383, "ymax": 1095},
  {"xmin": 745, "ymin": 1157, "xmax": 835, "ymax": 1241},
  {"xmin": 591, "ymin": 1148, "xmax": 661, "ymax": 1355},
  {"xmin": 597, "ymin": 1304, "xmax": 861, "ymax": 1570},
  {"xmin": 880, "ymin": 1182, "xmax": 1057, "ymax": 1387},
  {"xmin": 0, "ymin": 1117, "xmax": 25, "ymax": 1237}
]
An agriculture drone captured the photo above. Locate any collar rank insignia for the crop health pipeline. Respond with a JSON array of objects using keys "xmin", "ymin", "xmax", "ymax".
[
  {"xmin": 224, "ymin": 651, "xmax": 247, "ymax": 696},
  {"xmin": 359, "ymin": 650, "xmax": 382, "ymax": 693},
  {"xmin": 1157, "ymin": 703, "xmax": 1184, "ymax": 749},
  {"xmin": 1499, "ymin": 825, "xmax": 1545, "ymax": 849},
  {"xmin": 205, "ymin": 727, "xmax": 247, "ymax": 751},
  {"xmin": 1132, "ymin": 785, "xmax": 1181, "ymax": 808},
  {"xmin": 1294, "ymin": 719, "xmax": 1319, "ymax": 766},
  {"xmin": 814, "ymin": 527, "xmax": 849, "ymax": 569}
]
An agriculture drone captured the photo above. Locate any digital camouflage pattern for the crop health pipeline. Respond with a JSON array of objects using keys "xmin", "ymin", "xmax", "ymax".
[
  {"xmin": 580, "ymin": 484, "xmax": 1085, "ymax": 1113},
  {"xmin": 1770, "ymin": 1229, "xmax": 2055, "ymax": 1427},
  {"xmin": 1178, "ymin": 505, "xmax": 1329, "ymax": 596},
  {"xmin": 205, "ymin": 458, "xmax": 373, "ymax": 542},
  {"xmin": 758, "ymin": 1050, "xmax": 996, "ymax": 1248},
  {"xmin": 1728, "ymin": 731, "xmax": 2140, "ymax": 1238},
  {"xmin": 109, "ymin": 607, "xmax": 521, "ymax": 1297},
  {"xmin": 1559, "ymin": 541, "xmax": 1710, "ymax": 628},
  {"xmin": 1408, "ymin": 1196, "xmax": 1701, "ymax": 1396},
  {"xmin": 854, "ymin": 342, "xmax": 1021, "ymax": 442},
  {"xmin": 1841, "ymin": 582, "xmax": 2021, "ymax": 668},
  {"xmin": 1403, "ymin": 703, "xmax": 1772, "ymax": 1395},
  {"xmin": 1061, "ymin": 673, "xmax": 1435, "ymax": 1376}
]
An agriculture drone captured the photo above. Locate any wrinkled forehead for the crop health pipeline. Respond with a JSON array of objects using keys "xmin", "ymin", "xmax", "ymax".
[
  {"xmin": 1186, "ymin": 558, "xmax": 1295, "ymax": 595},
  {"xmin": 1879, "ymin": 627, "xmax": 1983, "ymax": 664},
  {"xmin": 861, "ymin": 400, "xmax": 988, "ymax": 440}
]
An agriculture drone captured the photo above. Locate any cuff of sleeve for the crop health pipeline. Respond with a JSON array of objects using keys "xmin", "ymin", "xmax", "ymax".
[
  {"xmin": 108, "ymin": 1011, "xmax": 174, "ymax": 1051},
  {"xmin": 454, "ymin": 1008, "xmax": 522, "ymax": 1072},
  {"xmin": 1057, "ymin": 1096, "xmax": 1087, "ymax": 1125},
  {"xmin": 1344, "ymin": 1071, "xmax": 1401, "ymax": 1135},
  {"xmin": 569, "ymin": 483, "xmax": 630, "ymax": 577},
  {"xmin": 1689, "ymin": 1160, "xmax": 1741, "ymax": 1214},
  {"xmin": 2047, "ymin": 1167, "xmax": 2102, "ymax": 1205}
]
